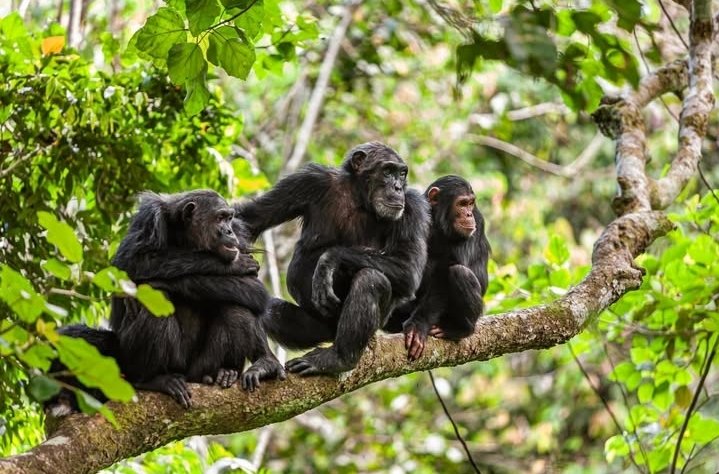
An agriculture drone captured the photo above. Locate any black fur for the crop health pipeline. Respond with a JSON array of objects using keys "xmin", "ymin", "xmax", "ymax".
[
  {"xmin": 385, "ymin": 175, "xmax": 490, "ymax": 360},
  {"xmin": 49, "ymin": 190, "xmax": 285, "ymax": 412},
  {"xmin": 235, "ymin": 142, "xmax": 430, "ymax": 376}
]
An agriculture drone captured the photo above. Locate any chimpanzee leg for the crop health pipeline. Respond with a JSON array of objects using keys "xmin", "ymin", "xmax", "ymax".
[
  {"xmin": 118, "ymin": 300, "xmax": 192, "ymax": 407},
  {"xmin": 118, "ymin": 299, "xmax": 185, "ymax": 381},
  {"xmin": 434, "ymin": 264, "xmax": 484, "ymax": 340},
  {"xmin": 286, "ymin": 268, "xmax": 392, "ymax": 376},
  {"xmin": 262, "ymin": 298, "xmax": 336, "ymax": 349}
]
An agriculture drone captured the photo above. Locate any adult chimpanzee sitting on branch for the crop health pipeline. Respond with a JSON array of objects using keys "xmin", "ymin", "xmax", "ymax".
[
  {"xmin": 235, "ymin": 142, "xmax": 430, "ymax": 376},
  {"xmin": 385, "ymin": 175, "xmax": 490, "ymax": 360},
  {"xmin": 110, "ymin": 190, "xmax": 285, "ymax": 406},
  {"xmin": 50, "ymin": 190, "xmax": 285, "ymax": 412}
]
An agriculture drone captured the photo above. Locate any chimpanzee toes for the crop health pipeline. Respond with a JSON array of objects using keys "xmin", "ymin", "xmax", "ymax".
[
  {"xmin": 168, "ymin": 378, "xmax": 192, "ymax": 409},
  {"xmin": 217, "ymin": 368, "xmax": 239, "ymax": 388}
]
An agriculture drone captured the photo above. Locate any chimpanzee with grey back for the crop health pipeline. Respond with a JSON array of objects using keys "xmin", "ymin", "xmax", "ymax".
[
  {"xmin": 385, "ymin": 175, "xmax": 490, "ymax": 360},
  {"xmin": 235, "ymin": 142, "xmax": 430, "ymax": 376}
]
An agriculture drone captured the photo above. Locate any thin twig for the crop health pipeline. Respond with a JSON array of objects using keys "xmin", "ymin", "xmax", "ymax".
[
  {"xmin": 670, "ymin": 337, "xmax": 718, "ymax": 474},
  {"xmin": 603, "ymin": 343, "xmax": 651, "ymax": 469},
  {"xmin": 285, "ymin": 0, "xmax": 360, "ymax": 172},
  {"xmin": 0, "ymin": 144, "xmax": 54, "ymax": 179},
  {"xmin": 697, "ymin": 164, "xmax": 719, "ymax": 204},
  {"xmin": 428, "ymin": 371, "xmax": 482, "ymax": 474},
  {"xmin": 568, "ymin": 344, "xmax": 645, "ymax": 473},
  {"xmin": 469, "ymin": 134, "xmax": 571, "ymax": 177},
  {"xmin": 658, "ymin": 0, "xmax": 690, "ymax": 49}
]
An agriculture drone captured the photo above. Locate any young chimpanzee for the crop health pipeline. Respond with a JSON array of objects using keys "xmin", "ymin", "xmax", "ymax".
[
  {"xmin": 385, "ymin": 175, "xmax": 490, "ymax": 361},
  {"xmin": 235, "ymin": 142, "xmax": 430, "ymax": 376},
  {"xmin": 53, "ymin": 190, "xmax": 284, "ymax": 411}
]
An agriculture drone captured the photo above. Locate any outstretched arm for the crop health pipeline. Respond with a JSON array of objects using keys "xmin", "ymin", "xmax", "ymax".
[
  {"xmin": 234, "ymin": 164, "xmax": 332, "ymax": 242},
  {"xmin": 147, "ymin": 276, "xmax": 269, "ymax": 316}
]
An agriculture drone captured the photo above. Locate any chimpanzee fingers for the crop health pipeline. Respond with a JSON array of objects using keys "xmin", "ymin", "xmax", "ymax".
[
  {"xmin": 428, "ymin": 326, "xmax": 444, "ymax": 337},
  {"xmin": 409, "ymin": 335, "xmax": 426, "ymax": 361},
  {"xmin": 202, "ymin": 375, "xmax": 214, "ymax": 385},
  {"xmin": 286, "ymin": 358, "xmax": 314, "ymax": 374},
  {"xmin": 276, "ymin": 365, "xmax": 288, "ymax": 380}
]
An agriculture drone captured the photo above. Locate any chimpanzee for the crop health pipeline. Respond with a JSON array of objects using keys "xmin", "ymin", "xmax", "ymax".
[
  {"xmin": 385, "ymin": 175, "xmax": 490, "ymax": 360},
  {"xmin": 109, "ymin": 190, "xmax": 285, "ymax": 406},
  {"xmin": 235, "ymin": 142, "xmax": 430, "ymax": 376}
]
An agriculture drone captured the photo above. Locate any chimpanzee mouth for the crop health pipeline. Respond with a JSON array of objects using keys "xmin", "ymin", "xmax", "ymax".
[{"xmin": 222, "ymin": 245, "xmax": 239, "ymax": 254}]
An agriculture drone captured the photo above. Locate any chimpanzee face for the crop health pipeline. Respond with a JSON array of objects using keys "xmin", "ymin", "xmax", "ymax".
[
  {"xmin": 450, "ymin": 194, "xmax": 476, "ymax": 238},
  {"xmin": 369, "ymin": 161, "xmax": 408, "ymax": 220},
  {"xmin": 427, "ymin": 182, "xmax": 477, "ymax": 240},
  {"xmin": 183, "ymin": 194, "xmax": 239, "ymax": 262},
  {"xmin": 348, "ymin": 143, "xmax": 408, "ymax": 221}
]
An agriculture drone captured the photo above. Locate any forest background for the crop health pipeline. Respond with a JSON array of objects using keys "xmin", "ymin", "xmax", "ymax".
[{"xmin": 1, "ymin": 0, "xmax": 719, "ymax": 472}]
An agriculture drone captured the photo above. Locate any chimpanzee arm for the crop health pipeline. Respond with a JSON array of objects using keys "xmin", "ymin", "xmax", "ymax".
[
  {"xmin": 315, "ymin": 190, "xmax": 430, "ymax": 299},
  {"xmin": 233, "ymin": 164, "xmax": 332, "ymax": 242},
  {"xmin": 146, "ymin": 276, "xmax": 269, "ymax": 315},
  {"xmin": 115, "ymin": 248, "xmax": 259, "ymax": 281}
]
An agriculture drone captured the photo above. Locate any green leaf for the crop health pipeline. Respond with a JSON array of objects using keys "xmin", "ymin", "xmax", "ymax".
[
  {"xmin": 55, "ymin": 335, "xmax": 135, "ymax": 401},
  {"xmin": 167, "ymin": 42, "xmax": 207, "ymax": 84},
  {"xmin": 28, "ymin": 375, "xmax": 61, "ymax": 402},
  {"xmin": 186, "ymin": 0, "xmax": 221, "ymax": 36},
  {"xmin": 19, "ymin": 342, "xmax": 57, "ymax": 371},
  {"xmin": 76, "ymin": 390, "xmax": 118, "ymax": 428},
  {"xmin": 134, "ymin": 7, "xmax": 187, "ymax": 60},
  {"xmin": 136, "ymin": 284, "xmax": 175, "ymax": 316},
  {"xmin": 689, "ymin": 415, "xmax": 719, "ymax": 443},
  {"xmin": 604, "ymin": 0, "xmax": 642, "ymax": 31},
  {"xmin": 488, "ymin": 0, "xmax": 502, "ymax": 14},
  {"xmin": 42, "ymin": 258, "xmax": 72, "ymax": 281},
  {"xmin": 208, "ymin": 28, "xmax": 256, "ymax": 79},
  {"xmin": 234, "ymin": 0, "xmax": 264, "ymax": 39},
  {"xmin": 637, "ymin": 383, "xmax": 653, "ymax": 404},
  {"xmin": 37, "ymin": 211, "xmax": 83, "ymax": 263},
  {"xmin": 184, "ymin": 77, "xmax": 211, "ymax": 115},
  {"xmin": 544, "ymin": 235, "xmax": 569, "ymax": 266},
  {"xmin": 92, "ymin": 267, "xmax": 132, "ymax": 293},
  {"xmin": 0, "ymin": 265, "xmax": 45, "ymax": 323},
  {"xmin": 604, "ymin": 434, "xmax": 629, "ymax": 463}
]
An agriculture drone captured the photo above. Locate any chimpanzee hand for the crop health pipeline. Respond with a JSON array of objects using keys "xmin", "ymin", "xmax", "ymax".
[
  {"xmin": 231, "ymin": 252, "xmax": 260, "ymax": 276},
  {"xmin": 403, "ymin": 318, "xmax": 431, "ymax": 361},
  {"xmin": 312, "ymin": 253, "xmax": 341, "ymax": 318}
]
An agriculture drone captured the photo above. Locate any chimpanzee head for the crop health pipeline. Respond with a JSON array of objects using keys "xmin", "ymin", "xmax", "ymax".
[
  {"xmin": 178, "ymin": 190, "xmax": 240, "ymax": 262},
  {"xmin": 137, "ymin": 190, "xmax": 240, "ymax": 262},
  {"xmin": 425, "ymin": 175, "xmax": 477, "ymax": 240},
  {"xmin": 343, "ymin": 142, "xmax": 408, "ymax": 220}
]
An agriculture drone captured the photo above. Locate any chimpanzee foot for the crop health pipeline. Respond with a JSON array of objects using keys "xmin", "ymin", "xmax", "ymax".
[
  {"xmin": 285, "ymin": 347, "xmax": 354, "ymax": 376},
  {"xmin": 136, "ymin": 374, "xmax": 192, "ymax": 409},
  {"xmin": 241, "ymin": 356, "xmax": 287, "ymax": 391},
  {"xmin": 215, "ymin": 368, "xmax": 239, "ymax": 388}
]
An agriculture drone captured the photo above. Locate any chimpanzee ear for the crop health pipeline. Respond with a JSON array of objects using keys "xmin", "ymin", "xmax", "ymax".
[
  {"xmin": 427, "ymin": 187, "xmax": 440, "ymax": 205},
  {"xmin": 350, "ymin": 150, "xmax": 367, "ymax": 172},
  {"xmin": 182, "ymin": 202, "xmax": 196, "ymax": 223}
]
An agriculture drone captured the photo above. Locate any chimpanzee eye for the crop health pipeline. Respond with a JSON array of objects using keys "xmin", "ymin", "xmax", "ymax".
[{"xmin": 383, "ymin": 169, "xmax": 392, "ymax": 178}]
